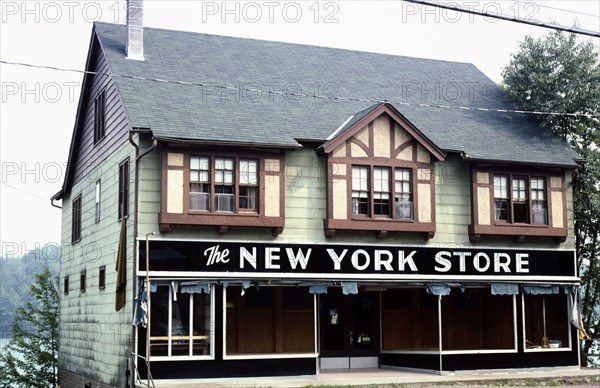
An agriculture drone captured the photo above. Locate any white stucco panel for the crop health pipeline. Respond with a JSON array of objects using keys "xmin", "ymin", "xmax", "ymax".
[
  {"xmin": 351, "ymin": 142, "xmax": 368, "ymax": 158},
  {"xmin": 477, "ymin": 186, "xmax": 491, "ymax": 225},
  {"xmin": 416, "ymin": 144, "xmax": 430, "ymax": 164},
  {"xmin": 551, "ymin": 176, "xmax": 563, "ymax": 189},
  {"xmin": 265, "ymin": 158, "xmax": 280, "ymax": 173},
  {"xmin": 167, "ymin": 152, "xmax": 184, "ymax": 167},
  {"xmin": 332, "ymin": 178, "xmax": 348, "ymax": 220},
  {"xmin": 417, "ymin": 183, "xmax": 431, "ymax": 223},
  {"xmin": 373, "ymin": 116, "xmax": 390, "ymax": 158},
  {"xmin": 476, "ymin": 172, "xmax": 490, "ymax": 185},
  {"xmin": 167, "ymin": 170, "xmax": 183, "ymax": 214},
  {"xmin": 551, "ymin": 191, "xmax": 564, "ymax": 228},
  {"xmin": 265, "ymin": 175, "xmax": 280, "ymax": 217},
  {"xmin": 394, "ymin": 123, "xmax": 411, "ymax": 147}
]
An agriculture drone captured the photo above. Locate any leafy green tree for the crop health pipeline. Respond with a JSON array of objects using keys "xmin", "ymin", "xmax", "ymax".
[
  {"xmin": 0, "ymin": 267, "xmax": 59, "ymax": 387},
  {"xmin": 502, "ymin": 31, "xmax": 600, "ymax": 362}
]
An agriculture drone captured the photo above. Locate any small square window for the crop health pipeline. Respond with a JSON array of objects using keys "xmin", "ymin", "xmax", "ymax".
[
  {"xmin": 80, "ymin": 271, "xmax": 86, "ymax": 293},
  {"xmin": 64, "ymin": 276, "xmax": 69, "ymax": 295},
  {"xmin": 98, "ymin": 266, "xmax": 106, "ymax": 290}
]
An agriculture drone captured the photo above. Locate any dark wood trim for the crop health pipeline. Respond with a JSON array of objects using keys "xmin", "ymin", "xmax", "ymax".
[
  {"xmin": 350, "ymin": 138, "xmax": 370, "ymax": 157},
  {"xmin": 468, "ymin": 224, "xmax": 568, "ymax": 241},
  {"xmin": 325, "ymin": 218, "xmax": 435, "ymax": 236},
  {"xmin": 368, "ymin": 122, "xmax": 375, "ymax": 157},
  {"xmin": 392, "ymin": 139, "xmax": 415, "ymax": 159}
]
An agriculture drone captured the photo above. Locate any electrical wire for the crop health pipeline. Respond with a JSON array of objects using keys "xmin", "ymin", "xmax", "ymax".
[
  {"xmin": 1, "ymin": 60, "xmax": 598, "ymax": 118},
  {"xmin": 402, "ymin": 0, "xmax": 600, "ymax": 37},
  {"xmin": 516, "ymin": 1, "xmax": 599, "ymax": 19}
]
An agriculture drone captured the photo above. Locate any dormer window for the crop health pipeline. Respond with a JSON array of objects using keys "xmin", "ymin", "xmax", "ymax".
[
  {"xmin": 471, "ymin": 169, "xmax": 564, "ymax": 242},
  {"xmin": 493, "ymin": 174, "xmax": 547, "ymax": 225},
  {"xmin": 189, "ymin": 156, "xmax": 258, "ymax": 213},
  {"xmin": 161, "ymin": 149, "xmax": 283, "ymax": 235},
  {"xmin": 321, "ymin": 103, "xmax": 444, "ymax": 239}
]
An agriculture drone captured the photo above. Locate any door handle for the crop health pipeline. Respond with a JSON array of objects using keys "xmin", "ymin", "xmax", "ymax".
[{"xmin": 349, "ymin": 331, "xmax": 354, "ymax": 346}]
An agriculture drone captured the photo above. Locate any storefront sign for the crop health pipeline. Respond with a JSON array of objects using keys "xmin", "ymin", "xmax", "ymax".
[{"xmin": 140, "ymin": 241, "xmax": 577, "ymax": 279}]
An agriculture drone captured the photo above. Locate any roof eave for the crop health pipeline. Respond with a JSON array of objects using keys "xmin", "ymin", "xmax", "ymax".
[
  {"xmin": 463, "ymin": 156, "xmax": 583, "ymax": 169},
  {"xmin": 154, "ymin": 136, "xmax": 303, "ymax": 150}
]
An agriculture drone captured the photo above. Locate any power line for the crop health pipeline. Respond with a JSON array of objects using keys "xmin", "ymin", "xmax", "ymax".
[
  {"xmin": 1, "ymin": 59, "xmax": 598, "ymax": 118},
  {"xmin": 517, "ymin": 1, "xmax": 599, "ymax": 19},
  {"xmin": 402, "ymin": 0, "xmax": 600, "ymax": 38}
]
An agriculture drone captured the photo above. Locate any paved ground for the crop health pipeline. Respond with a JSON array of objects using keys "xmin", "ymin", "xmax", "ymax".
[{"xmin": 150, "ymin": 367, "xmax": 600, "ymax": 387}]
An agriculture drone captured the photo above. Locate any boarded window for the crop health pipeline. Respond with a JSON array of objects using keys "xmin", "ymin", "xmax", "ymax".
[
  {"xmin": 94, "ymin": 89, "xmax": 106, "ymax": 144},
  {"xmin": 71, "ymin": 195, "xmax": 82, "ymax": 243},
  {"xmin": 118, "ymin": 159, "xmax": 129, "ymax": 220}
]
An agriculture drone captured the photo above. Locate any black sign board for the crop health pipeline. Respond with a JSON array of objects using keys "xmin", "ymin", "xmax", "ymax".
[{"xmin": 139, "ymin": 241, "xmax": 577, "ymax": 280}]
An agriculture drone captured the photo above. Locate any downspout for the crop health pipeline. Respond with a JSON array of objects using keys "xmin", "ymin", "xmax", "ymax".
[
  {"xmin": 128, "ymin": 129, "xmax": 156, "ymax": 387},
  {"xmin": 50, "ymin": 198, "xmax": 62, "ymax": 209}
]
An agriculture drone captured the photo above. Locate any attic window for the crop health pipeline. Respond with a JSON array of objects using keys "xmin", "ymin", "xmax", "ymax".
[{"xmin": 94, "ymin": 89, "xmax": 106, "ymax": 144}]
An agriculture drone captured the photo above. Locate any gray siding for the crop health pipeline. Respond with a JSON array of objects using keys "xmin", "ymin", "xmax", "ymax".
[
  {"xmin": 59, "ymin": 140, "xmax": 135, "ymax": 388},
  {"xmin": 72, "ymin": 36, "xmax": 131, "ymax": 186},
  {"xmin": 58, "ymin": 39, "xmax": 136, "ymax": 388}
]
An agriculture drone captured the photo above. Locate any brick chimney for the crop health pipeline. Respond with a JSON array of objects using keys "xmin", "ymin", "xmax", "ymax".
[{"xmin": 126, "ymin": 0, "xmax": 144, "ymax": 60}]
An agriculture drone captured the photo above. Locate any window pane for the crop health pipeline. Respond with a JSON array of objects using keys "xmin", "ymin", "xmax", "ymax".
[
  {"xmin": 171, "ymin": 292, "xmax": 191, "ymax": 356},
  {"xmin": 226, "ymin": 287, "xmax": 314, "ymax": 355},
  {"xmin": 193, "ymin": 292, "xmax": 212, "ymax": 356},
  {"xmin": 352, "ymin": 166, "xmax": 368, "ymax": 191},
  {"xmin": 531, "ymin": 177, "xmax": 545, "ymax": 200},
  {"xmin": 239, "ymin": 186, "xmax": 257, "ymax": 211},
  {"xmin": 394, "ymin": 168, "xmax": 413, "ymax": 219},
  {"xmin": 382, "ymin": 289, "xmax": 439, "ymax": 351},
  {"xmin": 442, "ymin": 289, "xmax": 514, "ymax": 350},
  {"xmin": 495, "ymin": 200, "xmax": 509, "ymax": 221},
  {"xmin": 513, "ymin": 177, "xmax": 527, "ymax": 201},
  {"xmin": 150, "ymin": 286, "xmax": 170, "ymax": 357},
  {"xmin": 352, "ymin": 194, "xmax": 369, "ymax": 215},
  {"xmin": 224, "ymin": 170, "xmax": 233, "ymax": 184},
  {"xmin": 494, "ymin": 175, "xmax": 508, "ymax": 199},
  {"xmin": 524, "ymin": 294, "xmax": 569, "ymax": 349},
  {"xmin": 190, "ymin": 156, "xmax": 200, "ymax": 170},
  {"xmin": 374, "ymin": 167, "xmax": 390, "ymax": 192}
]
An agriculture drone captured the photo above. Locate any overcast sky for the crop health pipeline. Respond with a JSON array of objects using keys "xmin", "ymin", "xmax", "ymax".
[{"xmin": 1, "ymin": 0, "xmax": 598, "ymax": 259}]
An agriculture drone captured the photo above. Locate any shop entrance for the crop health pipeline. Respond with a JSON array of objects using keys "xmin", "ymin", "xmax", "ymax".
[{"xmin": 319, "ymin": 289, "xmax": 380, "ymax": 369}]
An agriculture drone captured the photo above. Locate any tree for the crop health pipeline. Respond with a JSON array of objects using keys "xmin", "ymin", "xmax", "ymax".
[
  {"xmin": 0, "ymin": 267, "xmax": 59, "ymax": 387},
  {"xmin": 502, "ymin": 31, "xmax": 600, "ymax": 363}
]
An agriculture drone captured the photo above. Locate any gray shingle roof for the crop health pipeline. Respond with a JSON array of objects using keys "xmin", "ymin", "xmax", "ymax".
[{"xmin": 94, "ymin": 22, "xmax": 582, "ymax": 167}]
